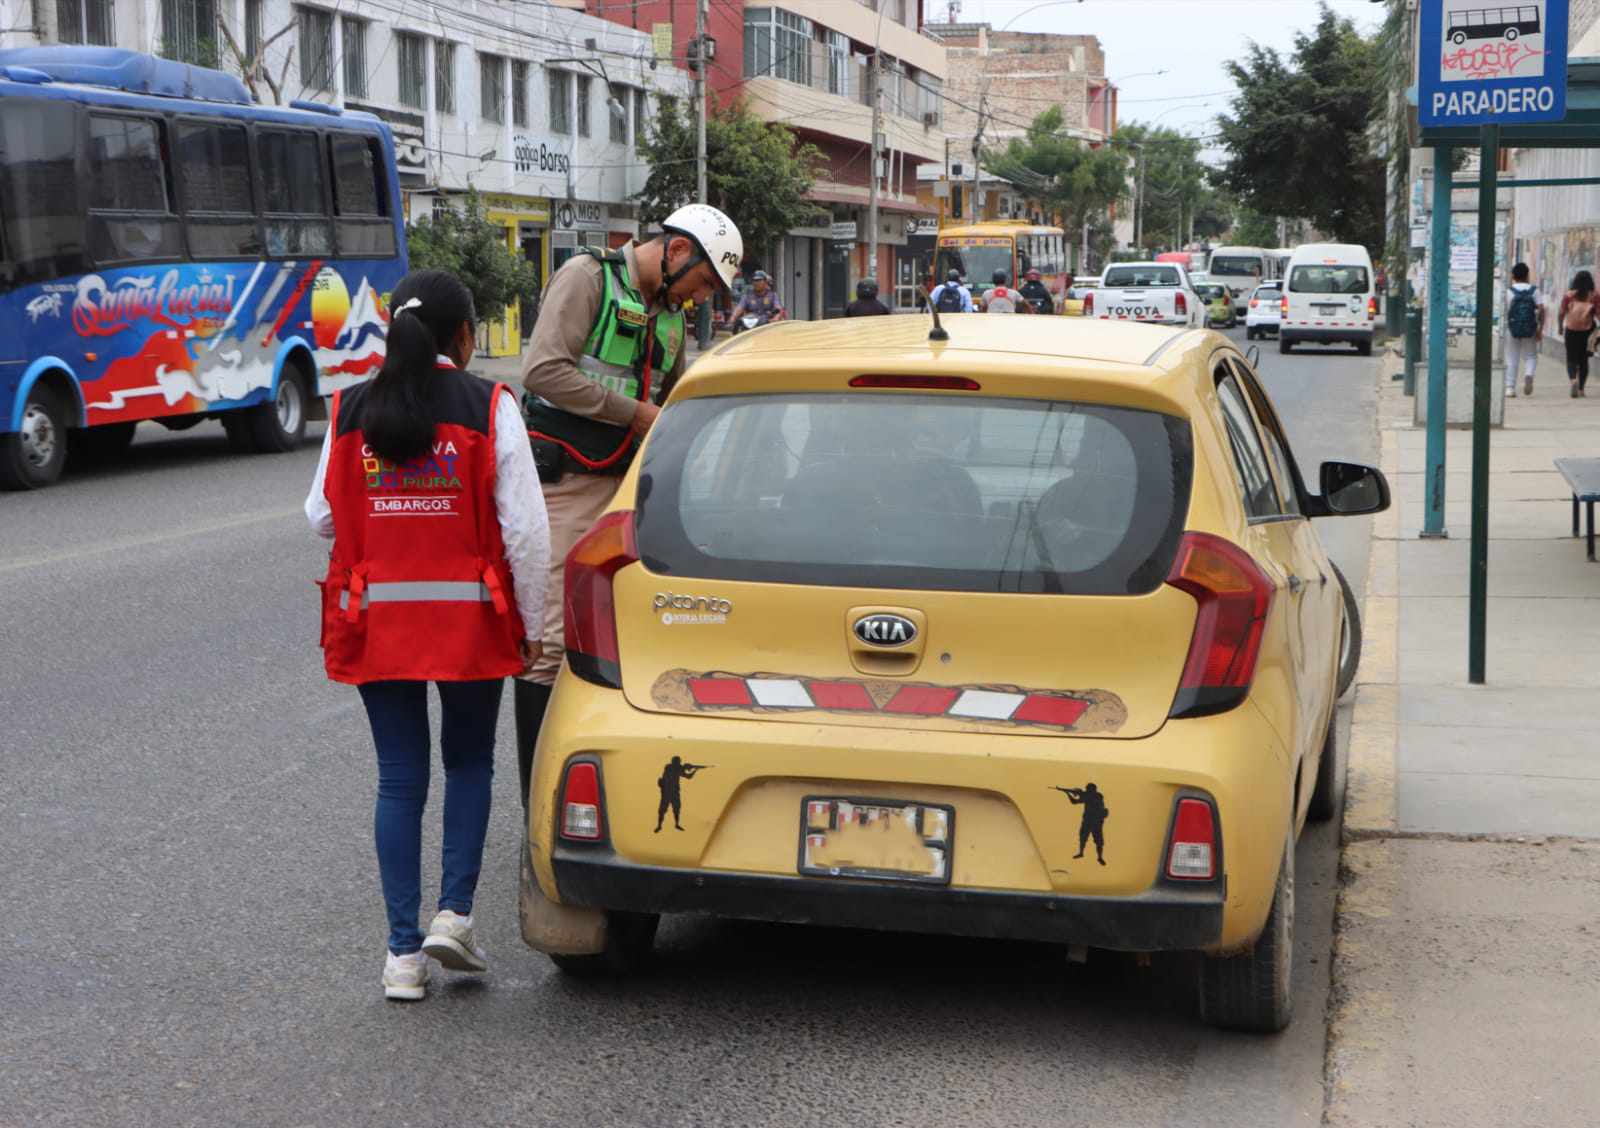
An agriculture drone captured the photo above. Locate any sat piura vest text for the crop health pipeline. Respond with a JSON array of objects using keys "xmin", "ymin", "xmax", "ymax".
[
  {"xmin": 319, "ymin": 367, "xmax": 524, "ymax": 684},
  {"xmin": 524, "ymin": 247, "xmax": 684, "ymax": 473}
]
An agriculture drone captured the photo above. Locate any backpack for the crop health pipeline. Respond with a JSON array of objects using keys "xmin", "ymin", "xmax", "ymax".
[
  {"xmin": 1507, "ymin": 286, "xmax": 1538, "ymax": 338},
  {"xmin": 986, "ymin": 288, "xmax": 1017, "ymax": 314},
  {"xmin": 935, "ymin": 285, "xmax": 965, "ymax": 314}
]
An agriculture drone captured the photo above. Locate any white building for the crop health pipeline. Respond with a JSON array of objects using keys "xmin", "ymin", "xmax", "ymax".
[{"xmin": 4, "ymin": 0, "xmax": 691, "ymax": 355}]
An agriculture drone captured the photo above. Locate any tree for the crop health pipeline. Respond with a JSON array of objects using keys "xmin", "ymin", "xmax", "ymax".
[
  {"xmin": 989, "ymin": 107, "xmax": 1128, "ymax": 237},
  {"xmin": 635, "ymin": 97, "xmax": 824, "ymax": 262},
  {"xmin": 1212, "ymin": 4, "xmax": 1385, "ymax": 253},
  {"xmin": 1116, "ymin": 123, "xmax": 1204, "ymax": 251},
  {"xmin": 405, "ymin": 187, "xmax": 540, "ymax": 323},
  {"xmin": 1230, "ymin": 209, "xmax": 1280, "ymax": 248}
]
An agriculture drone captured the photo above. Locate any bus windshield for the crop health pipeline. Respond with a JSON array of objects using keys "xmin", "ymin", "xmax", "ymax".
[
  {"xmin": 935, "ymin": 241, "xmax": 1015, "ymax": 296},
  {"xmin": 1209, "ymin": 255, "xmax": 1263, "ymax": 278}
]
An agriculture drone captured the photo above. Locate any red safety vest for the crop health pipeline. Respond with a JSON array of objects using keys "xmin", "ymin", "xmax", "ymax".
[{"xmin": 319, "ymin": 364, "xmax": 524, "ymax": 684}]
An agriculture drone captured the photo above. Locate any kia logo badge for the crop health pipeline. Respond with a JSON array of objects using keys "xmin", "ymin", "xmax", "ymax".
[{"xmin": 854, "ymin": 614, "xmax": 917, "ymax": 647}]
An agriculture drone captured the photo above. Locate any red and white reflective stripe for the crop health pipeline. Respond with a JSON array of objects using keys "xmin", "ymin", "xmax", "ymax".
[{"xmin": 684, "ymin": 676, "xmax": 1090, "ymax": 728}]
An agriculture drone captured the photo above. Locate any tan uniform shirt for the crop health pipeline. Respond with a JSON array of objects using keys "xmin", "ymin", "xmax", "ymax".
[{"xmin": 519, "ymin": 240, "xmax": 687, "ymax": 418}]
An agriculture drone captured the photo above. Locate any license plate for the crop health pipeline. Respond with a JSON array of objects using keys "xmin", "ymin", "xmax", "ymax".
[
  {"xmin": 799, "ymin": 797, "xmax": 953, "ymax": 884},
  {"xmin": 1314, "ymin": 304, "xmax": 1342, "ymax": 314},
  {"xmin": 1110, "ymin": 305, "xmax": 1158, "ymax": 319}
]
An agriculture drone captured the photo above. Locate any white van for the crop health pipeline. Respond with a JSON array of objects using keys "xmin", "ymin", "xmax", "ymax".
[{"xmin": 1280, "ymin": 243, "xmax": 1376, "ymax": 356}]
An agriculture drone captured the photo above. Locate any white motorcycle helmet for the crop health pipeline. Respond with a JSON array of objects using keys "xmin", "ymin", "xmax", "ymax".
[{"xmin": 660, "ymin": 203, "xmax": 743, "ymax": 302}]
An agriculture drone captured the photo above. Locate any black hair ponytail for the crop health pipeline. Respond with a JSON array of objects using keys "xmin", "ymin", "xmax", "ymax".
[
  {"xmin": 1576, "ymin": 270, "xmax": 1596, "ymax": 304},
  {"xmin": 362, "ymin": 268, "xmax": 476, "ymax": 464}
]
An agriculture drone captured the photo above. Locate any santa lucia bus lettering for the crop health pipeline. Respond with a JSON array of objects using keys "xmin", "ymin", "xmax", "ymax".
[{"xmin": 0, "ymin": 47, "xmax": 407, "ymax": 491}]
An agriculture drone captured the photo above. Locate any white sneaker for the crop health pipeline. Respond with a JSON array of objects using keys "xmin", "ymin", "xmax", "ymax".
[
  {"xmin": 383, "ymin": 950, "xmax": 429, "ymax": 1001},
  {"xmin": 421, "ymin": 910, "xmax": 488, "ymax": 973}
]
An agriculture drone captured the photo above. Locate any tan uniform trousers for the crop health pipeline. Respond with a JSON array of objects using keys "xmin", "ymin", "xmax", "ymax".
[{"xmin": 522, "ymin": 469, "xmax": 625, "ymax": 685}]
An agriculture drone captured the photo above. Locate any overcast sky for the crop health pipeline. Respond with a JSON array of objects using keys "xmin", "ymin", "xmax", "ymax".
[{"xmin": 952, "ymin": 0, "xmax": 1386, "ymax": 159}]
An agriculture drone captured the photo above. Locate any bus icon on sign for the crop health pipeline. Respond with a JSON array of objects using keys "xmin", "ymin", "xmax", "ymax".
[{"xmin": 1448, "ymin": 5, "xmax": 1541, "ymax": 44}]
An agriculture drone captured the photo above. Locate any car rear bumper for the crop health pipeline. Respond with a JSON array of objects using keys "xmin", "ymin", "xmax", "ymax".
[
  {"xmin": 1281, "ymin": 325, "xmax": 1373, "ymax": 343},
  {"xmin": 549, "ymin": 853, "xmax": 1226, "ymax": 951}
]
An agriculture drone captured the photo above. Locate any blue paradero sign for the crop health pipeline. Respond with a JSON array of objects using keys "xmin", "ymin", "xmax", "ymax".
[{"xmin": 1419, "ymin": 0, "xmax": 1569, "ymax": 126}]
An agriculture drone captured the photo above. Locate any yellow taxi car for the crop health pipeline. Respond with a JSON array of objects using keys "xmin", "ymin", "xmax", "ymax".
[
  {"xmin": 1063, "ymin": 280, "xmax": 1096, "ymax": 317},
  {"xmin": 520, "ymin": 314, "xmax": 1387, "ymax": 1032}
]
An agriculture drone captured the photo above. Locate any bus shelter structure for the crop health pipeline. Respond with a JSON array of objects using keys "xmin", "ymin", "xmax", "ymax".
[{"xmin": 1409, "ymin": 59, "xmax": 1600, "ymax": 683}]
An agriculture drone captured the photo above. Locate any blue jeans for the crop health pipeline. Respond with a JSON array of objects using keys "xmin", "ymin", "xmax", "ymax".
[{"xmin": 357, "ymin": 679, "xmax": 504, "ymax": 955}]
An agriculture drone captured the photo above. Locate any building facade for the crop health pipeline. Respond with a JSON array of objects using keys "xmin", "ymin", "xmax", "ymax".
[
  {"xmin": 938, "ymin": 23, "xmax": 1112, "ymax": 147},
  {"xmin": 568, "ymin": 0, "xmax": 950, "ymax": 316},
  {"xmin": 7, "ymin": 0, "xmax": 689, "ymax": 354}
]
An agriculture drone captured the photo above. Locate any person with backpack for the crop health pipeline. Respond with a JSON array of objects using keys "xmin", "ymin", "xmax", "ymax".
[
  {"xmin": 1558, "ymin": 269, "xmax": 1597, "ymax": 397},
  {"xmin": 930, "ymin": 269, "xmax": 974, "ymax": 314},
  {"xmin": 1504, "ymin": 262, "xmax": 1545, "ymax": 397},
  {"xmin": 984, "ymin": 269, "xmax": 1030, "ymax": 313}
]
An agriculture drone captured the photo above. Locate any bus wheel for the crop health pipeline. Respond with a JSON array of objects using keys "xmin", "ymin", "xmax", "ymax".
[
  {"xmin": 250, "ymin": 362, "xmax": 310, "ymax": 453},
  {"xmin": 0, "ymin": 383, "xmax": 69, "ymax": 490}
]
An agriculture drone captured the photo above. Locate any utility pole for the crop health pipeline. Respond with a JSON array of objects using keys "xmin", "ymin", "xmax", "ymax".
[
  {"xmin": 971, "ymin": 87, "xmax": 989, "ymax": 224},
  {"xmin": 1133, "ymin": 145, "xmax": 1146, "ymax": 251},
  {"xmin": 693, "ymin": 0, "xmax": 707, "ymax": 204},
  {"xmin": 692, "ymin": 0, "xmax": 709, "ymax": 344},
  {"xmin": 867, "ymin": 50, "xmax": 881, "ymax": 288}
]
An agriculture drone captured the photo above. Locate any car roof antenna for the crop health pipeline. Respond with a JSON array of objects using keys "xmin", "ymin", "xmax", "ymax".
[{"xmin": 920, "ymin": 286, "xmax": 949, "ymax": 341}]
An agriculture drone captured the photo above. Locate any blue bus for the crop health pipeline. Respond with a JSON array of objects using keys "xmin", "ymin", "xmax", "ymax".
[{"xmin": 0, "ymin": 47, "xmax": 407, "ymax": 489}]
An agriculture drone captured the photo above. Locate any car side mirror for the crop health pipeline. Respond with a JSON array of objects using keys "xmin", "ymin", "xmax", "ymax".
[{"xmin": 1317, "ymin": 461, "xmax": 1390, "ymax": 516}]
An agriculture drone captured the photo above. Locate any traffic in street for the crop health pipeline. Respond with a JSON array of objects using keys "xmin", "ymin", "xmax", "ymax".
[{"xmin": 0, "ymin": 326, "xmax": 1379, "ymax": 1125}]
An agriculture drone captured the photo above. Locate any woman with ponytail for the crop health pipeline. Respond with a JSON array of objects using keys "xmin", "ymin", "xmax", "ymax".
[{"xmin": 305, "ymin": 268, "xmax": 550, "ymax": 1001}]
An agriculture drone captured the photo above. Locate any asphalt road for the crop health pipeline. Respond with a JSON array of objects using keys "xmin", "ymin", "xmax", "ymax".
[{"xmin": 0, "ymin": 325, "xmax": 1379, "ymax": 1127}]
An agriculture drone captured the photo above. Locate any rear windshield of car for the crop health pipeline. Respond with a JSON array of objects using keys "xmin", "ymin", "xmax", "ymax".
[
  {"xmin": 1197, "ymin": 285, "xmax": 1225, "ymax": 299},
  {"xmin": 1209, "ymin": 256, "xmax": 1262, "ymax": 277},
  {"xmin": 1102, "ymin": 266, "xmax": 1182, "ymax": 288},
  {"xmin": 636, "ymin": 393, "xmax": 1194, "ymax": 596},
  {"xmin": 1253, "ymin": 284, "xmax": 1281, "ymax": 297},
  {"xmin": 1289, "ymin": 265, "xmax": 1369, "ymax": 293}
]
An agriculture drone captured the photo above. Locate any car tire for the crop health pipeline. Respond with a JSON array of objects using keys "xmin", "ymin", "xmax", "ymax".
[
  {"xmin": 1307, "ymin": 704, "xmax": 1344, "ymax": 822},
  {"xmin": 248, "ymin": 360, "xmax": 311, "ymax": 453},
  {"xmin": 1199, "ymin": 835, "xmax": 1294, "ymax": 1032},
  {"xmin": 1357, "ymin": 340, "xmax": 1372, "ymax": 357},
  {"xmin": 1333, "ymin": 562, "xmax": 1362, "ymax": 700},
  {"xmin": 1279, "ymin": 336, "xmax": 1292, "ymax": 354},
  {"xmin": 546, "ymin": 910, "xmax": 659, "ymax": 976},
  {"xmin": 69, "ymin": 421, "xmax": 137, "ymax": 462},
  {"xmin": 1246, "ymin": 327, "xmax": 1256, "ymax": 340},
  {"xmin": 0, "ymin": 382, "xmax": 69, "ymax": 490}
]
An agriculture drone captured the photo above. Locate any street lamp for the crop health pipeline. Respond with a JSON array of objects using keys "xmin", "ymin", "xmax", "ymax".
[{"xmin": 997, "ymin": 0, "xmax": 1085, "ymax": 31}]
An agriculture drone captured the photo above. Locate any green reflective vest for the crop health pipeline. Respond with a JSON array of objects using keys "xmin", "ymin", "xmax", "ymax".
[{"xmin": 525, "ymin": 247, "xmax": 685, "ymax": 470}]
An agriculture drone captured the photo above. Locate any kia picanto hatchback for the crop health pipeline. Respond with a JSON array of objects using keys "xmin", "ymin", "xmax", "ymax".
[{"xmin": 521, "ymin": 316, "xmax": 1388, "ymax": 1032}]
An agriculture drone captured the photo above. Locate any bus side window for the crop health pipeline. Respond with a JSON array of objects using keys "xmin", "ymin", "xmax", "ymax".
[
  {"xmin": 258, "ymin": 128, "xmax": 332, "ymax": 257},
  {"xmin": 177, "ymin": 119, "xmax": 261, "ymax": 259},
  {"xmin": 87, "ymin": 113, "xmax": 182, "ymax": 266},
  {"xmin": 329, "ymin": 134, "xmax": 397, "ymax": 258},
  {"xmin": 0, "ymin": 99, "xmax": 84, "ymax": 291}
]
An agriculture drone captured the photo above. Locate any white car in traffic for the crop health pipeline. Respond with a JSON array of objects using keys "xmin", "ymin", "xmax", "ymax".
[{"xmin": 1244, "ymin": 282, "xmax": 1283, "ymax": 340}]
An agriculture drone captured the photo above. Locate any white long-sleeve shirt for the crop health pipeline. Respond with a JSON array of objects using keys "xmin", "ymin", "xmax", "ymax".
[{"xmin": 304, "ymin": 381, "xmax": 550, "ymax": 638}]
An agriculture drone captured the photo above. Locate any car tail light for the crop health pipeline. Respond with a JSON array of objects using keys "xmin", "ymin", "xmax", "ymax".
[
  {"xmin": 1165, "ymin": 531, "xmax": 1274, "ymax": 718},
  {"xmin": 1175, "ymin": 291, "xmax": 1187, "ymax": 315},
  {"xmin": 1084, "ymin": 291, "xmax": 1094, "ymax": 316},
  {"xmin": 851, "ymin": 375, "xmax": 981, "ymax": 390},
  {"xmin": 565, "ymin": 510, "xmax": 637, "ymax": 688},
  {"xmin": 1249, "ymin": 299, "xmax": 1258, "ymax": 309},
  {"xmin": 1280, "ymin": 294, "xmax": 1289, "ymax": 315},
  {"xmin": 1167, "ymin": 798, "xmax": 1216, "ymax": 879},
  {"xmin": 1367, "ymin": 296, "xmax": 1377, "ymax": 317},
  {"xmin": 560, "ymin": 761, "xmax": 603, "ymax": 840}
]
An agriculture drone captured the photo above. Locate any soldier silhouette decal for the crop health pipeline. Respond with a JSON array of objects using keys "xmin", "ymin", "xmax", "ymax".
[
  {"xmin": 1051, "ymin": 782, "xmax": 1110, "ymax": 865},
  {"xmin": 654, "ymin": 755, "xmax": 709, "ymax": 832}
]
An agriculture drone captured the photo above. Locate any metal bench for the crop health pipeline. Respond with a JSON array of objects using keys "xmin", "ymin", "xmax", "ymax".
[{"xmin": 1555, "ymin": 457, "xmax": 1600, "ymax": 560}]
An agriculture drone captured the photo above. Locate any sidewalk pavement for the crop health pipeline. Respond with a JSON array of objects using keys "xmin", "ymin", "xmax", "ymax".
[{"xmin": 1327, "ymin": 347, "xmax": 1600, "ymax": 1126}]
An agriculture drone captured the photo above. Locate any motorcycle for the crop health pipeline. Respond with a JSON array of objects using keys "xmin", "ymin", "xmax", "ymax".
[{"xmin": 730, "ymin": 312, "xmax": 767, "ymax": 335}]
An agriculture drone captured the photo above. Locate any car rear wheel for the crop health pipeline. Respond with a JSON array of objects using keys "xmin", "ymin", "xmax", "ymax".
[
  {"xmin": 1333, "ymin": 562, "xmax": 1362, "ymax": 699},
  {"xmin": 1199, "ymin": 835, "xmax": 1294, "ymax": 1032},
  {"xmin": 1246, "ymin": 327, "xmax": 1256, "ymax": 340},
  {"xmin": 546, "ymin": 910, "xmax": 659, "ymax": 976},
  {"xmin": 250, "ymin": 362, "xmax": 311, "ymax": 452},
  {"xmin": 1356, "ymin": 340, "xmax": 1372, "ymax": 357},
  {"xmin": 1279, "ymin": 336, "xmax": 1293, "ymax": 354},
  {"xmin": 1307, "ymin": 704, "xmax": 1344, "ymax": 822}
]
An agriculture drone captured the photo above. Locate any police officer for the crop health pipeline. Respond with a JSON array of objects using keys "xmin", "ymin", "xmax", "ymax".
[
  {"xmin": 845, "ymin": 277, "xmax": 890, "ymax": 317},
  {"xmin": 514, "ymin": 204, "xmax": 743, "ymax": 804},
  {"xmin": 1020, "ymin": 268, "xmax": 1054, "ymax": 314}
]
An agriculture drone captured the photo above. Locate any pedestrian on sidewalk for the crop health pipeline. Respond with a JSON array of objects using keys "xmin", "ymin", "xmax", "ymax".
[
  {"xmin": 1557, "ymin": 270, "xmax": 1597, "ymax": 397},
  {"xmin": 305, "ymin": 268, "xmax": 552, "ymax": 1002},
  {"xmin": 516, "ymin": 205, "xmax": 743, "ymax": 808},
  {"xmin": 1503, "ymin": 262, "xmax": 1545, "ymax": 397}
]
